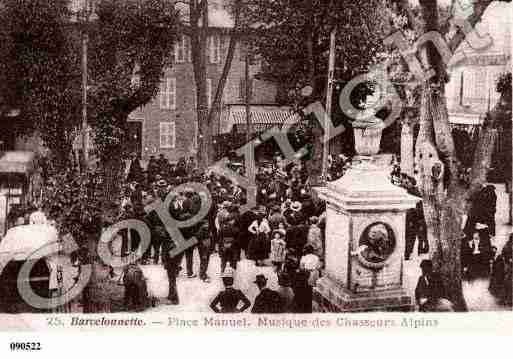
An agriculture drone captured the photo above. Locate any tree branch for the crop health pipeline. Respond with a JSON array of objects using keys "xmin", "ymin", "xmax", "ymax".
[
  {"xmin": 207, "ymin": 0, "xmax": 241, "ymax": 124},
  {"xmin": 444, "ymin": 0, "xmax": 493, "ymax": 52},
  {"xmin": 399, "ymin": 0, "xmax": 417, "ymax": 30}
]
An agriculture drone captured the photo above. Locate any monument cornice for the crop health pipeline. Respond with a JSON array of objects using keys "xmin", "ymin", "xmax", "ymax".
[{"xmin": 455, "ymin": 53, "xmax": 510, "ymax": 67}]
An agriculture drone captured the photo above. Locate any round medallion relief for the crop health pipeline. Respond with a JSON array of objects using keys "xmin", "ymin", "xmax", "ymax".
[{"xmin": 357, "ymin": 222, "xmax": 396, "ymax": 269}]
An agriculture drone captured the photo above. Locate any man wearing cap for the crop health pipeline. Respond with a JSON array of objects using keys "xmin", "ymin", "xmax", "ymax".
[
  {"xmin": 210, "ymin": 269, "xmax": 251, "ymax": 313},
  {"xmin": 415, "ymin": 259, "xmax": 454, "ymax": 312},
  {"xmin": 251, "ymin": 274, "xmax": 284, "ymax": 313}
]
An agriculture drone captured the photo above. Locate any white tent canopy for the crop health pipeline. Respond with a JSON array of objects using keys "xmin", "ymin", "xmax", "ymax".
[{"xmin": 0, "ymin": 224, "xmax": 59, "ymax": 261}]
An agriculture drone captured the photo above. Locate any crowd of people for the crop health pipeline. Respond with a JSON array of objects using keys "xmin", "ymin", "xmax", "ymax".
[
  {"xmin": 120, "ymin": 153, "xmax": 513, "ymax": 312},
  {"xmin": 4, "ymin": 150, "xmax": 510, "ymax": 313},
  {"xmin": 120, "ymin": 153, "xmax": 328, "ymax": 312}
]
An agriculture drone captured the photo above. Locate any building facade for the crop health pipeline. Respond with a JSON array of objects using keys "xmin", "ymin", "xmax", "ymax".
[
  {"xmin": 445, "ymin": 1, "xmax": 511, "ymax": 126},
  {"xmin": 128, "ymin": 27, "xmax": 280, "ymax": 163}
]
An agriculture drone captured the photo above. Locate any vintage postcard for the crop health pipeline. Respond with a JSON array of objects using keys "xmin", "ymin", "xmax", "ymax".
[{"xmin": 0, "ymin": 0, "xmax": 511, "ymax": 348}]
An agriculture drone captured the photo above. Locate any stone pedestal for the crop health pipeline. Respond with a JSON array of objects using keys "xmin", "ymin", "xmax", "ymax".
[{"xmin": 314, "ymin": 156, "xmax": 419, "ymax": 312}]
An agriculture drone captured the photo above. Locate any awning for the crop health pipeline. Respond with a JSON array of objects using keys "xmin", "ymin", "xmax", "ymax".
[
  {"xmin": 0, "ymin": 151, "xmax": 36, "ymax": 174},
  {"xmin": 448, "ymin": 110, "xmax": 485, "ymax": 136},
  {"xmin": 219, "ymin": 105, "xmax": 300, "ymax": 134}
]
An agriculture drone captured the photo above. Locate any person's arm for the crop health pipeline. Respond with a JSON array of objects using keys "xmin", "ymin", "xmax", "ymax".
[
  {"xmin": 210, "ymin": 294, "xmax": 222, "ymax": 313},
  {"xmin": 238, "ymin": 291, "xmax": 251, "ymax": 313},
  {"xmin": 251, "ymin": 297, "xmax": 261, "ymax": 313},
  {"xmin": 248, "ymin": 221, "xmax": 258, "ymax": 234},
  {"xmin": 314, "ymin": 255, "xmax": 321, "ymax": 270},
  {"xmin": 262, "ymin": 220, "xmax": 271, "ymax": 234}
]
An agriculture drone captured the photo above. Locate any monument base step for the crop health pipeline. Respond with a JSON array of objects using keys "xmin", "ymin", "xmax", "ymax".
[{"xmin": 313, "ymin": 276, "xmax": 413, "ymax": 312}]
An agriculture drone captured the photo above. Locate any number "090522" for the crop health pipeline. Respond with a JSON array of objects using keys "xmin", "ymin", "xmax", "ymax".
[{"xmin": 10, "ymin": 342, "xmax": 41, "ymax": 351}]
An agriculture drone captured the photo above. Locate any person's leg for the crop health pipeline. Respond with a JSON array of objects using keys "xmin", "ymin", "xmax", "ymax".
[
  {"xmin": 120, "ymin": 228, "xmax": 129, "ymax": 257},
  {"xmin": 141, "ymin": 232, "xmax": 154, "ymax": 263},
  {"xmin": 417, "ymin": 225, "xmax": 429, "ymax": 255},
  {"xmin": 220, "ymin": 253, "xmax": 227, "ymax": 274},
  {"xmin": 185, "ymin": 246, "xmax": 195, "ymax": 277},
  {"xmin": 167, "ymin": 256, "xmax": 182, "ymax": 304},
  {"xmin": 305, "ymin": 286, "xmax": 313, "ymax": 313},
  {"xmin": 166, "ymin": 268, "xmax": 178, "ymax": 304},
  {"xmin": 152, "ymin": 235, "xmax": 162, "ymax": 265},
  {"xmin": 489, "ymin": 216, "xmax": 496, "ymax": 237},
  {"xmin": 404, "ymin": 231, "xmax": 415, "ymax": 260},
  {"xmin": 211, "ymin": 229, "xmax": 218, "ymax": 253},
  {"xmin": 198, "ymin": 245, "xmax": 210, "ymax": 280},
  {"xmin": 228, "ymin": 249, "xmax": 237, "ymax": 270},
  {"xmin": 130, "ymin": 229, "xmax": 141, "ymax": 254}
]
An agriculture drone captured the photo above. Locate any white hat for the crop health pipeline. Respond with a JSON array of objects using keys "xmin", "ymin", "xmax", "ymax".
[
  {"xmin": 29, "ymin": 211, "xmax": 47, "ymax": 225},
  {"xmin": 222, "ymin": 267, "xmax": 235, "ymax": 278},
  {"xmin": 475, "ymin": 223, "xmax": 488, "ymax": 230},
  {"xmin": 291, "ymin": 201, "xmax": 302, "ymax": 212}
]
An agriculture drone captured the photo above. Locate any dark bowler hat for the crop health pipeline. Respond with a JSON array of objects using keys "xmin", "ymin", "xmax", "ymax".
[
  {"xmin": 420, "ymin": 259, "xmax": 433, "ymax": 270},
  {"xmin": 253, "ymin": 274, "xmax": 268, "ymax": 285}
]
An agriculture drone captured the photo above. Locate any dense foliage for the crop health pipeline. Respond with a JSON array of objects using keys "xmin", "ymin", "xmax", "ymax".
[
  {"xmin": 242, "ymin": 0, "xmax": 390, "ymax": 105},
  {"xmin": 88, "ymin": 0, "xmax": 179, "ymax": 161},
  {"xmin": 0, "ymin": 0, "xmax": 80, "ymax": 165}
]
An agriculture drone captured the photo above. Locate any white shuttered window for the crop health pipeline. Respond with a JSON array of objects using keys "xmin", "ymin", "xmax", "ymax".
[
  {"xmin": 207, "ymin": 78, "xmax": 212, "ymax": 108},
  {"xmin": 160, "ymin": 122, "xmax": 176, "ymax": 149},
  {"xmin": 209, "ymin": 35, "xmax": 221, "ymax": 63},
  {"xmin": 160, "ymin": 78, "xmax": 176, "ymax": 110},
  {"xmin": 175, "ymin": 35, "xmax": 191, "ymax": 63}
]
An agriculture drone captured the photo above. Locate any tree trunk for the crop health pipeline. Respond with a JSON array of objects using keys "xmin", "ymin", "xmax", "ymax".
[
  {"xmin": 205, "ymin": 0, "xmax": 242, "ymax": 164},
  {"xmin": 82, "ymin": 232, "xmax": 99, "ymax": 313},
  {"xmin": 304, "ymin": 2, "xmax": 323, "ymax": 185},
  {"xmin": 190, "ymin": 0, "xmax": 209, "ymax": 169},
  {"xmin": 101, "ymin": 155, "xmax": 125, "ymax": 204},
  {"xmin": 400, "ymin": 119, "xmax": 414, "ymax": 176},
  {"xmin": 415, "ymin": 83, "xmax": 468, "ymax": 311}
]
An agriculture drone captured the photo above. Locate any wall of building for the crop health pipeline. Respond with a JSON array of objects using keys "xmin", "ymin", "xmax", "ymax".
[
  {"xmin": 445, "ymin": 1, "xmax": 511, "ymax": 114},
  {"xmin": 130, "ymin": 32, "xmax": 278, "ymax": 163}
]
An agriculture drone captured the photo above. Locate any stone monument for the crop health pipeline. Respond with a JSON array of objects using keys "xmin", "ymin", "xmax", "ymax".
[{"xmin": 314, "ymin": 118, "xmax": 419, "ymax": 312}]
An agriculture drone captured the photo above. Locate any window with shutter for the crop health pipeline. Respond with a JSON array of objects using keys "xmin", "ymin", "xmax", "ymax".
[
  {"xmin": 239, "ymin": 77, "xmax": 253, "ymax": 101},
  {"xmin": 193, "ymin": 120, "xmax": 198, "ymax": 150},
  {"xmin": 462, "ymin": 70, "xmax": 474, "ymax": 106},
  {"xmin": 159, "ymin": 78, "xmax": 176, "ymax": 110},
  {"xmin": 160, "ymin": 122, "xmax": 176, "ymax": 149},
  {"xmin": 474, "ymin": 70, "xmax": 487, "ymax": 107},
  {"xmin": 207, "ymin": 78, "xmax": 212, "ymax": 108},
  {"xmin": 209, "ymin": 35, "xmax": 221, "ymax": 64},
  {"xmin": 175, "ymin": 35, "xmax": 189, "ymax": 63}
]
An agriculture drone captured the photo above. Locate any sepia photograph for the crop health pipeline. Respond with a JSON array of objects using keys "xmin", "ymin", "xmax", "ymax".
[{"xmin": 0, "ymin": 0, "xmax": 511, "ymax": 342}]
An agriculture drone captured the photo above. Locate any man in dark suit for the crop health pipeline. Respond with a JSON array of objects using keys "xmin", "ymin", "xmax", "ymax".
[
  {"xmin": 210, "ymin": 269, "xmax": 251, "ymax": 313},
  {"xmin": 162, "ymin": 239, "xmax": 184, "ymax": 305},
  {"xmin": 415, "ymin": 259, "xmax": 454, "ymax": 312},
  {"xmin": 286, "ymin": 223, "xmax": 309, "ymax": 255},
  {"xmin": 251, "ymin": 275, "xmax": 283, "ymax": 313}
]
